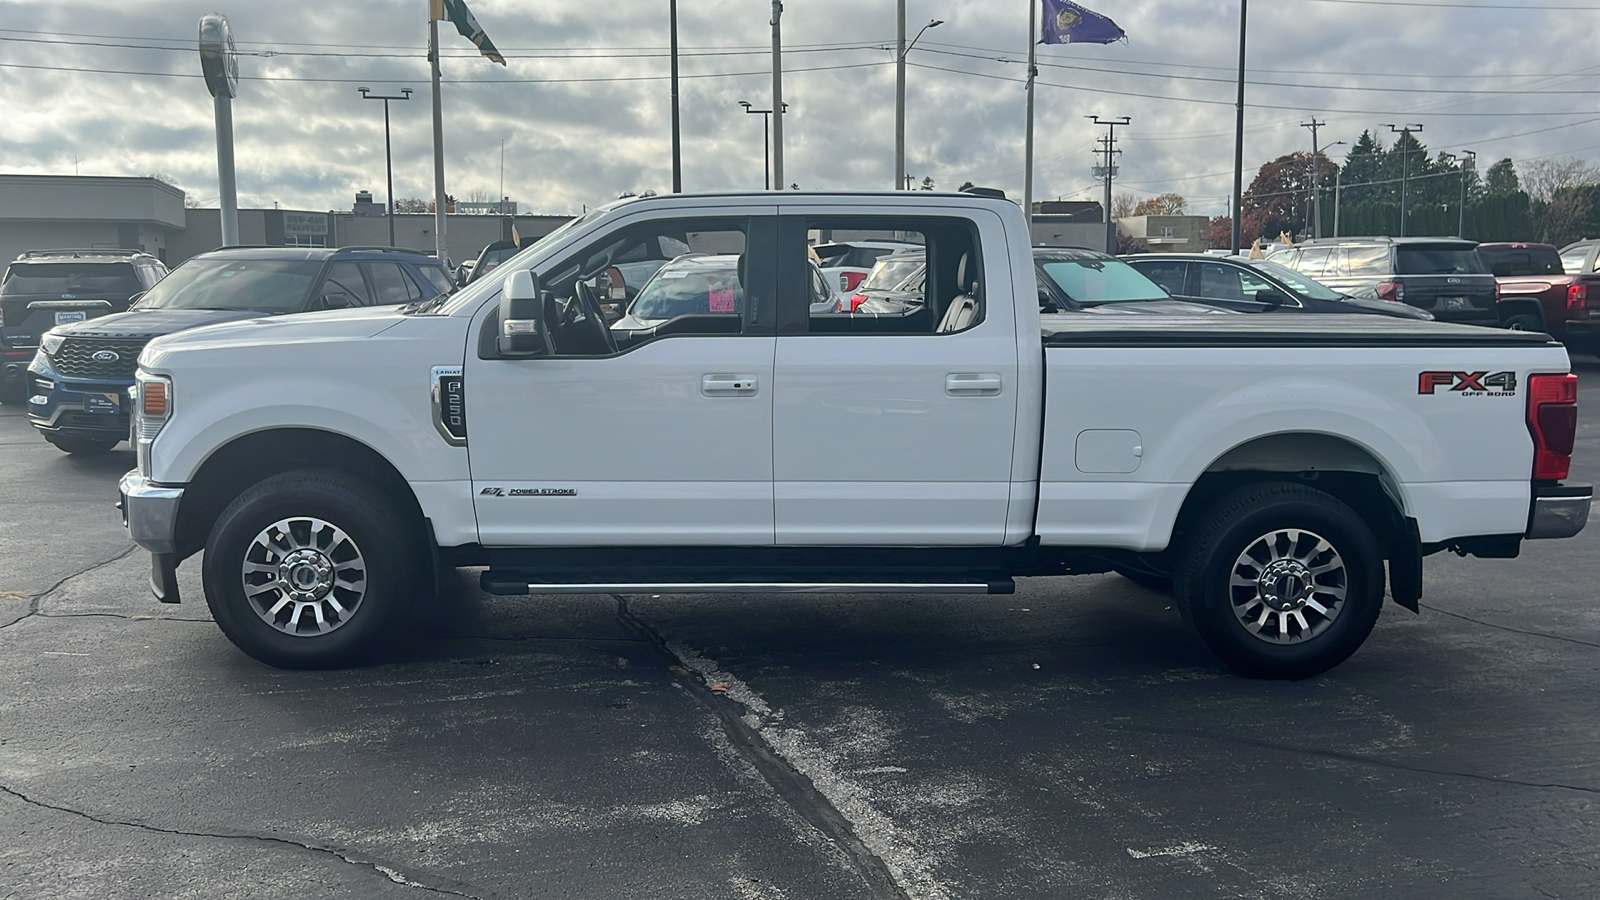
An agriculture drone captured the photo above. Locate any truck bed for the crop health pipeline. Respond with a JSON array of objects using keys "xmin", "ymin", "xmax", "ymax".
[{"xmin": 1041, "ymin": 313, "xmax": 1559, "ymax": 348}]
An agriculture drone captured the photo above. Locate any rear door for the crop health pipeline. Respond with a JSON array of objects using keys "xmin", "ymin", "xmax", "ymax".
[{"xmin": 771, "ymin": 208, "xmax": 1020, "ymax": 545}]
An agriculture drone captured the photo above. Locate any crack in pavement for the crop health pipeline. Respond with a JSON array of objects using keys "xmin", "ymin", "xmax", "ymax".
[
  {"xmin": 1421, "ymin": 602, "xmax": 1600, "ymax": 650},
  {"xmin": 612, "ymin": 595, "xmax": 914, "ymax": 900},
  {"xmin": 0, "ymin": 544, "xmax": 139, "ymax": 630},
  {"xmin": 0, "ymin": 783, "xmax": 486, "ymax": 899},
  {"xmin": 1124, "ymin": 724, "xmax": 1600, "ymax": 795},
  {"xmin": 34, "ymin": 611, "xmax": 213, "ymax": 623}
]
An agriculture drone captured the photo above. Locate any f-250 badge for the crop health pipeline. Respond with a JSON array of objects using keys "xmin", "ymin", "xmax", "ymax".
[
  {"xmin": 480, "ymin": 487, "xmax": 577, "ymax": 497},
  {"xmin": 1418, "ymin": 371, "xmax": 1518, "ymax": 396}
]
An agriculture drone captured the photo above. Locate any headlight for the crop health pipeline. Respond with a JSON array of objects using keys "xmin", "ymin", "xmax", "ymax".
[
  {"xmin": 134, "ymin": 371, "xmax": 172, "ymax": 478},
  {"xmin": 39, "ymin": 328, "xmax": 65, "ymax": 356}
]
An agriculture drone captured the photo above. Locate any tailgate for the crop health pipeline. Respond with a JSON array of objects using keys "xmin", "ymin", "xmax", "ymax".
[{"xmin": 1, "ymin": 296, "xmax": 121, "ymax": 350}]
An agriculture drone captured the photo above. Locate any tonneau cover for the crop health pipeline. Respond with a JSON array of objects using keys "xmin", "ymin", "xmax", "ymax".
[{"xmin": 1042, "ymin": 313, "xmax": 1560, "ymax": 348}]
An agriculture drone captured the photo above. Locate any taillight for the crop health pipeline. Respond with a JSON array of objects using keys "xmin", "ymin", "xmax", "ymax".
[
  {"xmin": 1527, "ymin": 373, "xmax": 1578, "ymax": 481},
  {"xmin": 1493, "ymin": 280, "xmax": 1501, "ymax": 303},
  {"xmin": 1568, "ymin": 283, "xmax": 1588, "ymax": 313},
  {"xmin": 849, "ymin": 294, "xmax": 867, "ymax": 312},
  {"xmin": 1376, "ymin": 281, "xmax": 1404, "ymax": 303},
  {"xmin": 841, "ymin": 272, "xmax": 868, "ymax": 292}
]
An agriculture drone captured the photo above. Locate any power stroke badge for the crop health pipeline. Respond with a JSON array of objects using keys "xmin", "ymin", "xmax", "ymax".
[{"xmin": 480, "ymin": 487, "xmax": 578, "ymax": 497}]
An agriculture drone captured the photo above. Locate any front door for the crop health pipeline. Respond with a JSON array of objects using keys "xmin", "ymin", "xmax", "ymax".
[
  {"xmin": 464, "ymin": 213, "xmax": 779, "ymax": 546},
  {"xmin": 771, "ymin": 210, "xmax": 1020, "ymax": 545}
]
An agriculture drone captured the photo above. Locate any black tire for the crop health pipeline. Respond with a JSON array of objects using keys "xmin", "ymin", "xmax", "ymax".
[
  {"xmin": 45, "ymin": 434, "xmax": 119, "ymax": 455},
  {"xmin": 1175, "ymin": 482, "xmax": 1383, "ymax": 679},
  {"xmin": 1109, "ymin": 563, "xmax": 1174, "ymax": 594},
  {"xmin": 1502, "ymin": 313, "xmax": 1544, "ymax": 333},
  {"xmin": 201, "ymin": 469, "xmax": 421, "ymax": 669}
]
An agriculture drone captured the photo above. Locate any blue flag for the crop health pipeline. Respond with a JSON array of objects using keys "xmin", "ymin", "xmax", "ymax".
[{"xmin": 1040, "ymin": 1, "xmax": 1126, "ymax": 44}]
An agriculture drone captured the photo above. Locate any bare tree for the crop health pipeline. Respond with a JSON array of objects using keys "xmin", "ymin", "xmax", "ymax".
[
  {"xmin": 1520, "ymin": 157, "xmax": 1600, "ymax": 204},
  {"xmin": 1132, "ymin": 192, "xmax": 1188, "ymax": 215},
  {"xmin": 1112, "ymin": 192, "xmax": 1138, "ymax": 219},
  {"xmin": 1541, "ymin": 189, "xmax": 1595, "ymax": 247}
]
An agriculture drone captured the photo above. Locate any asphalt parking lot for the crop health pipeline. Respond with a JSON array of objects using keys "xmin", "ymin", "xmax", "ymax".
[{"xmin": 4, "ymin": 356, "xmax": 1599, "ymax": 900}]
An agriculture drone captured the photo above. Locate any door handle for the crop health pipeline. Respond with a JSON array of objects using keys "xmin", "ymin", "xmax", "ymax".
[
  {"xmin": 702, "ymin": 374, "xmax": 759, "ymax": 396},
  {"xmin": 946, "ymin": 373, "xmax": 1002, "ymax": 396}
]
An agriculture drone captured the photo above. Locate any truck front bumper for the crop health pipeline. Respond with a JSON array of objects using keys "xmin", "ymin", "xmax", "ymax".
[
  {"xmin": 1527, "ymin": 483, "xmax": 1591, "ymax": 539},
  {"xmin": 119, "ymin": 471, "xmax": 184, "ymax": 603}
]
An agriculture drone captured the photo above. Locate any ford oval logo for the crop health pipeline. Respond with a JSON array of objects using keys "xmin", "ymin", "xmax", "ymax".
[
  {"xmin": 1447, "ymin": 277, "xmax": 1461, "ymax": 284},
  {"xmin": 92, "ymin": 350, "xmax": 120, "ymax": 363}
]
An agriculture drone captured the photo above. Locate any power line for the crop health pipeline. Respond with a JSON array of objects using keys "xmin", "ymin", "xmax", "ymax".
[
  {"xmin": 0, "ymin": 59, "xmax": 892, "ymax": 85},
  {"xmin": 1297, "ymin": 0, "xmax": 1600, "ymax": 9}
]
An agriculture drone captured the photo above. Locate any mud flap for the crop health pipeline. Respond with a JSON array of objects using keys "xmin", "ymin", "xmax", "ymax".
[
  {"xmin": 1388, "ymin": 519, "xmax": 1422, "ymax": 613},
  {"xmin": 150, "ymin": 553, "xmax": 181, "ymax": 604}
]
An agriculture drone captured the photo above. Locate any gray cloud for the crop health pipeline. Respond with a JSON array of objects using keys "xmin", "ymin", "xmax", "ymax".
[{"xmin": 0, "ymin": 0, "xmax": 1594, "ymax": 216}]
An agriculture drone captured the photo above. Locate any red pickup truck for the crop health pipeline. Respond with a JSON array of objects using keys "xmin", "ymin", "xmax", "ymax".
[{"xmin": 1479, "ymin": 242, "xmax": 1600, "ymax": 357}]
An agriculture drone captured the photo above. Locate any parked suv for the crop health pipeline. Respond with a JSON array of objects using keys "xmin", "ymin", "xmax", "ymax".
[
  {"xmin": 1, "ymin": 249, "xmax": 167, "ymax": 403},
  {"xmin": 1267, "ymin": 237, "xmax": 1496, "ymax": 325},
  {"xmin": 27, "ymin": 245, "xmax": 452, "ymax": 454},
  {"xmin": 1478, "ymin": 242, "xmax": 1600, "ymax": 356}
]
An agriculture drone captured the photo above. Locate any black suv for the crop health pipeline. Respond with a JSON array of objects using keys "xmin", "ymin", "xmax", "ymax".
[
  {"xmin": 1, "ymin": 249, "xmax": 168, "ymax": 403},
  {"xmin": 1267, "ymin": 236, "xmax": 1496, "ymax": 325},
  {"xmin": 27, "ymin": 245, "xmax": 454, "ymax": 454}
]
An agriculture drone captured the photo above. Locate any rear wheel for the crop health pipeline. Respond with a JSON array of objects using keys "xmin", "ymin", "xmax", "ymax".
[
  {"xmin": 1175, "ymin": 482, "xmax": 1383, "ymax": 679},
  {"xmin": 202, "ymin": 469, "xmax": 421, "ymax": 669},
  {"xmin": 45, "ymin": 434, "xmax": 118, "ymax": 455},
  {"xmin": 1503, "ymin": 312, "xmax": 1544, "ymax": 332}
]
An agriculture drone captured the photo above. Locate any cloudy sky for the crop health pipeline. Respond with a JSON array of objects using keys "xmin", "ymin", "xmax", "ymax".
[{"xmin": 0, "ymin": 0, "xmax": 1593, "ymax": 217}]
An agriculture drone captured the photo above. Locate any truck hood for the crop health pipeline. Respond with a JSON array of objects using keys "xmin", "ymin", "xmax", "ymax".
[
  {"xmin": 141, "ymin": 306, "xmax": 404, "ymax": 358},
  {"xmin": 56, "ymin": 307, "xmax": 264, "ymax": 340}
]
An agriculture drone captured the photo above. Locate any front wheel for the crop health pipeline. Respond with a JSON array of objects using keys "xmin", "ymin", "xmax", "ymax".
[
  {"xmin": 202, "ymin": 469, "xmax": 421, "ymax": 669},
  {"xmin": 1175, "ymin": 483, "xmax": 1383, "ymax": 679}
]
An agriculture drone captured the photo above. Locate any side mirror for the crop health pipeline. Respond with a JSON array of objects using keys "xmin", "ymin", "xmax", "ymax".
[
  {"xmin": 1253, "ymin": 289, "xmax": 1288, "ymax": 307},
  {"xmin": 497, "ymin": 270, "xmax": 551, "ymax": 357},
  {"xmin": 1038, "ymin": 286, "xmax": 1058, "ymax": 313},
  {"xmin": 321, "ymin": 290, "xmax": 355, "ymax": 309}
]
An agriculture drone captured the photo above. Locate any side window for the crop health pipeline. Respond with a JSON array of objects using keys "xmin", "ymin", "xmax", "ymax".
[
  {"xmin": 793, "ymin": 217, "xmax": 975, "ymax": 335},
  {"xmin": 1344, "ymin": 245, "xmax": 1390, "ymax": 276},
  {"xmin": 1295, "ymin": 247, "xmax": 1334, "ymax": 278},
  {"xmin": 1197, "ymin": 263, "xmax": 1248, "ymax": 302},
  {"xmin": 1236, "ymin": 268, "xmax": 1281, "ymax": 302},
  {"xmin": 416, "ymin": 265, "xmax": 455, "ymax": 297},
  {"xmin": 1134, "ymin": 260, "xmax": 1187, "ymax": 296},
  {"xmin": 320, "ymin": 262, "xmax": 372, "ymax": 307},
  {"xmin": 366, "ymin": 262, "xmax": 421, "ymax": 305},
  {"xmin": 535, "ymin": 217, "xmax": 755, "ymax": 356}
]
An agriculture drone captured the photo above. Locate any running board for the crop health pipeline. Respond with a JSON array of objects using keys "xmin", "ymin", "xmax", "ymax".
[{"xmin": 480, "ymin": 573, "xmax": 1014, "ymax": 596}]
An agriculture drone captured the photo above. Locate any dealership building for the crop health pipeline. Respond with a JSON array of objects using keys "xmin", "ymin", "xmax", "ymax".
[{"xmin": 0, "ymin": 174, "xmax": 573, "ymax": 271}]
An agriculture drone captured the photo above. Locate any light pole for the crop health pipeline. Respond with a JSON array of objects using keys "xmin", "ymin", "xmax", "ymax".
[
  {"xmin": 739, "ymin": 100, "xmax": 786, "ymax": 190},
  {"xmin": 358, "ymin": 86, "xmax": 413, "ymax": 247},
  {"xmin": 1458, "ymin": 149, "xmax": 1476, "ymax": 238},
  {"xmin": 895, "ymin": 11, "xmax": 943, "ymax": 190},
  {"xmin": 1230, "ymin": 0, "xmax": 1248, "ymax": 254},
  {"xmin": 1383, "ymin": 123, "xmax": 1423, "ymax": 236}
]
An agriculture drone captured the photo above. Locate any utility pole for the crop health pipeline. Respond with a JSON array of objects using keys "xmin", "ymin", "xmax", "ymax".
[
  {"xmin": 1333, "ymin": 166, "xmax": 1342, "ymax": 238},
  {"xmin": 770, "ymin": 0, "xmax": 785, "ymax": 190},
  {"xmin": 1458, "ymin": 149, "xmax": 1476, "ymax": 238},
  {"xmin": 1301, "ymin": 118, "xmax": 1324, "ymax": 239},
  {"xmin": 1024, "ymin": 0, "xmax": 1037, "ymax": 232},
  {"xmin": 1231, "ymin": 0, "xmax": 1248, "ymax": 254},
  {"xmin": 1383, "ymin": 123, "xmax": 1423, "ymax": 237},
  {"xmin": 1088, "ymin": 115, "xmax": 1129, "ymax": 255}
]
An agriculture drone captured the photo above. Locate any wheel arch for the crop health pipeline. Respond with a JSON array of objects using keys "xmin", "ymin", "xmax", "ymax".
[
  {"xmin": 174, "ymin": 427, "xmax": 427, "ymax": 561},
  {"xmin": 1496, "ymin": 297, "xmax": 1546, "ymax": 329}
]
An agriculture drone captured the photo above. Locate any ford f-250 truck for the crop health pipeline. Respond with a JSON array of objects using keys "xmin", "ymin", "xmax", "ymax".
[{"xmin": 118, "ymin": 191, "xmax": 1591, "ymax": 679}]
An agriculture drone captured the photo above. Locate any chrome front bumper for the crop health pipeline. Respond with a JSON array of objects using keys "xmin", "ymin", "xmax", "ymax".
[
  {"xmin": 119, "ymin": 470, "xmax": 183, "ymax": 555},
  {"xmin": 1527, "ymin": 483, "xmax": 1592, "ymax": 540}
]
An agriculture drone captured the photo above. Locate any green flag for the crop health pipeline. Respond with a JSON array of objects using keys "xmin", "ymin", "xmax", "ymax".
[{"xmin": 438, "ymin": 0, "xmax": 505, "ymax": 66}]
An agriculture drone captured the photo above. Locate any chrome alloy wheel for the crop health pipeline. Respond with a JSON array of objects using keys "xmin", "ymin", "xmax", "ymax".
[
  {"xmin": 1227, "ymin": 528, "xmax": 1347, "ymax": 644},
  {"xmin": 240, "ymin": 517, "xmax": 367, "ymax": 636}
]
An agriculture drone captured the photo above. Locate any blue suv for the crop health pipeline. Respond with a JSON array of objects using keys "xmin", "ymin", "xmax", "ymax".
[{"xmin": 27, "ymin": 245, "xmax": 454, "ymax": 454}]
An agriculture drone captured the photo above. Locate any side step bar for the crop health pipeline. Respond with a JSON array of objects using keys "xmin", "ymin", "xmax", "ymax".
[{"xmin": 480, "ymin": 573, "xmax": 1015, "ymax": 596}]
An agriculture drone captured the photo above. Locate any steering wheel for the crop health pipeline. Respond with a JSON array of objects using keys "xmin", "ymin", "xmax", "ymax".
[{"xmin": 573, "ymin": 281, "xmax": 617, "ymax": 354}]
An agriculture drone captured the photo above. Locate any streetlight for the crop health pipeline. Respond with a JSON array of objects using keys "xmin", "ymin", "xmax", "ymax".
[
  {"xmin": 1457, "ymin": 149, "xmax": 1476, "ymax": 238},
  {"xmin": 358, "ymin": 86, "xmax": 414, "ymax": 247},
  {"xmin": 739, "ymin": 100, "xmax": 786, "ymax": 190},
  {"xmin": 895, "ymin": 11, "xmax": 943, "ymax": 190},
  {"xmin": 1382, "ymin": 123, "xmax": 1423, "ymax": 236}
]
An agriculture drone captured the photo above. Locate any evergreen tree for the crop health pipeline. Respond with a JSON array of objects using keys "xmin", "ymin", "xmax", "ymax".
[
  {"xmin": 1340, "ymin": 130, "xmax": 1384, "ymax": 205},
  {"xmin": 1484, "ymin": 158, "xmax": 1519, "ymax": 196}
]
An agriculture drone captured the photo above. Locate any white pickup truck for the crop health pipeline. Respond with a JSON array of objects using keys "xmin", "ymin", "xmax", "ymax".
[{"xmin": 119, "ymin": 191, "xmax": 1590, "ymax": 679}]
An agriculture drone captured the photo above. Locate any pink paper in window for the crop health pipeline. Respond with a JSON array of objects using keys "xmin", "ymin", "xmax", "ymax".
[{"xmin": 707, "ymin": 286, "xmax": 736, "ymax": 312}]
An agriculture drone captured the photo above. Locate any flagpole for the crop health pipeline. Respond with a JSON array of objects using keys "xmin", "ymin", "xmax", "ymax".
[
  {"xmin": 1024, "ymin": 0, "xmax": 1036, "ymax": 233},
  {"xmin": 430, "ymin": 6, "xmax": 448, "ymax": 262}
]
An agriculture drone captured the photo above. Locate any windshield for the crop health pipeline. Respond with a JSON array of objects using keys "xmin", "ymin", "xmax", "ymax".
[
  {"xmin": 1249, "ymin": 260, "xmax": 1346, "ymax": 300},
  {"xmin": 1395, "ymin": 246, "xmax": 1486, "ymax": 275},
  {"xmin": 861, "ymin": 255, "xmax": 924, "ymax": 291},
  {"xmin": 436, "ymin": 206, "xmax": 606, "ymax": 315},
  {"xmin": 130, "ymin": 258, "xmax": 322, "ymax": 312},
  {"xmin": 1, "ymin": 261, "xmax": 141, "ymax": 297},
  {"xmin": 629, "ymin": 263, "xmax": 743, "ymax": 321},
  {"xmin": 1039, "ymin": 258, "xmax": 1167, "ymax": 304}
]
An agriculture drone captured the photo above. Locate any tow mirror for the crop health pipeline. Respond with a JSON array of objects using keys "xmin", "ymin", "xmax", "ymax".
[{"xmin": 498, "ymin": 270, "xmax": 551, "ymax": 357}]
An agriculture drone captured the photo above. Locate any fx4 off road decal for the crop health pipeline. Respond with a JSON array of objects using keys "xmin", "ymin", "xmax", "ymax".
[{"xmin": 1418, "ymin": 371, "xmax": 1518, "ymax": 397}]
